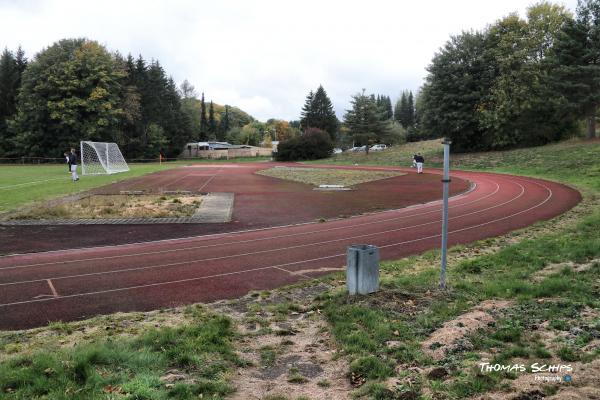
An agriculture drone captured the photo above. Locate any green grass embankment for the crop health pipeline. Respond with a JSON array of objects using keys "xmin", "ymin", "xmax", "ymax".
[{"xmin": 314, "ymin": 138, "xmax": 600, "ymax": 398}]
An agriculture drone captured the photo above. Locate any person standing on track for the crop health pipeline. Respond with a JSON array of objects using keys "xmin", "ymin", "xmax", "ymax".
[
  {"xmin": 68, "ymin": 148, "xmax": 79, "ymax": 181},
  {"xmin": 415, "ymin": 153, "xmax": 425, "ymax": 174}
]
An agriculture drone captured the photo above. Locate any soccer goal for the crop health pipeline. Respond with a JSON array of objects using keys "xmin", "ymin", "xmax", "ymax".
[{"xmin": 80, "ymin": 141, "xmax": 130, "ymax": 175}]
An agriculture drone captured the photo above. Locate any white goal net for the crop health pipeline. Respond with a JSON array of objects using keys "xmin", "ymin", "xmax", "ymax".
[{"xmin": 80, "ymin": 141, "xmax": 130, "ymax": 175}]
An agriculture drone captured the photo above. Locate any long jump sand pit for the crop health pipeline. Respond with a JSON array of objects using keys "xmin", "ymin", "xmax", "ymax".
[
  {"xmin": 0, "ymin": 163, "xmax": 471, "ymax": 254},
  {"xmin": 7, "ymin": 194, "xmax": 204, "ymax": 220}
]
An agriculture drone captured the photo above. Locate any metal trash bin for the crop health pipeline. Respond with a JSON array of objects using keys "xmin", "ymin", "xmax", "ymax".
[{"xmin": 346, "ymin": 244, "xmax": 380, "ymax": 295}]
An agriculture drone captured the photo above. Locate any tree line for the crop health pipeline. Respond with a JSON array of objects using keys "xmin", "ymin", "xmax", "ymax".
[
  {"xmin": 0, "ymin": 38, "xmax": 262, "ymax": 160},
  {"xmin": 0, "ymin": 41, "xmax": 420, "ymax": 162},
  {"xmin": 293, "ymin": 0, "xmax": 599, "ymax": 157},
  {"xmin": 296, "ymin": 85, "xmax": 417, "ymax": 156},
  {"xmin": 419, "ymin": 0, "xmax": 600, "ymax": 152},
  {"xmin": 3, "ymin": 1, "xmax": 597, "ymax": 161}
]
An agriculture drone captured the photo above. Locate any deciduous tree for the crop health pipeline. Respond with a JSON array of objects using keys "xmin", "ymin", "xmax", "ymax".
[{"xmin": 12, "ymin": 39, "xmax": 124, "ymax": 156}]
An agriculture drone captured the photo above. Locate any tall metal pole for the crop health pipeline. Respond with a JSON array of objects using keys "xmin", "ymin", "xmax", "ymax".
[{"xmin": 440, "ymin": 138, "xmax": 452, "ymax": 289}]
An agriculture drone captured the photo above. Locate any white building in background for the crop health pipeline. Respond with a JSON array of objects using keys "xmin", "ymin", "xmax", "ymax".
[{"xmin": 182, "ymin": 141, "xmax": 273, "ymax": 159}]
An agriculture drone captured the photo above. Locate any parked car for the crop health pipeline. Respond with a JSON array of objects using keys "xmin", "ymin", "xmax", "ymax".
[
  {"xmin": 348, "ymin": 146, "xmax": 366, "ymax": 152},
  {"xmin": 370, "ymin": 144, "xmax": 387, "ymax": 151},
  {"xmin": 333, "ymin": 148, "xmax": 343, "ymax": 154}
]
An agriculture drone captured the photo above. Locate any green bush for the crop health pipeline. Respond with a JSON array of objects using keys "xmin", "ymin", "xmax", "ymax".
[{"xmin": 275, "ymin": 128, "xmax": 333, "ymax": 161}]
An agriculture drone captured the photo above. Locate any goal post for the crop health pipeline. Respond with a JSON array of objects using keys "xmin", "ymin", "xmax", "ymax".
[{"xmin": 80, "ymin": 141, "xmax": 130, "ymax": 175}]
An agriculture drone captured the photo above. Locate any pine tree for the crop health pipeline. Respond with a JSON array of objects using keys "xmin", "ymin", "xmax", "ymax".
[
  {"xmin": 0, "ymin": 48, "xmax": 17, "ymax": 121},
  {"xmin": 115, "ymin": 53, "xmax": 141, "ymax": 157},
  {"xmin": 300, "ymin": 90, "xmax": 314, "ymax": 131},
  {"xmin": 385, "ymin": 96, "xmax": 393, "ymax": 120},
  {"xmin": 550, "ymin": 0, "xmax": 600, "ymax": 139},
  {"xmin": 343, "ymin": 90, "xmax": 389, "ymax": 153},
  {"xmin": 199, "ymin": 92, "xmax": 208, "ymax": 140},
  {"xmin": 218, "ymin": 105, "xmax": 230, "ymax": 141},
  {"xmin": 208, "ymin": 100, "xmax": 217, "ymax": 140},
  {"xmin": 14, "ymin": 46, "xmax": 27, "ymax": 79},
  {"xmin": 407, "ymin": 91, "xmax": 415, "ymax": 127},
  {"xmin": 309, "ymin": 85, "xmax": 338, "ymax": 141},
  {"xmin": 394, "ymin": 95, "xmax": 402, "ymax": 124},
  {"xmin": 0, "ymin": 48, "xmax": 18, "ymax": 156},
  {"xmin": 397, "ymin": 92, "xmax": 409, "ymax": 128}
]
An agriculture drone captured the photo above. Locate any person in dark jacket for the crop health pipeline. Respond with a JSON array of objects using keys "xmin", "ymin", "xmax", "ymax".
[
  {"xmin": 69, "ymin": 148, "xmax": 79, "ymax": 181},
  {"xmin": 415, "ymin": 153, "xmax": 425, "ymax": 174}
]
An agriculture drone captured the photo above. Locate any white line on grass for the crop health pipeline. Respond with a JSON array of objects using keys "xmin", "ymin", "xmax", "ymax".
[{"xmin": 0, "ymin": 177, "xmax": 68, "ymax": 190}]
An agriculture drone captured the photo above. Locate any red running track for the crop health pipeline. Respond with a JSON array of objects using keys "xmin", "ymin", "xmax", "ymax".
[{"xmin": 0, "ymin": 168, "xmax": 581, "ymax": 330}]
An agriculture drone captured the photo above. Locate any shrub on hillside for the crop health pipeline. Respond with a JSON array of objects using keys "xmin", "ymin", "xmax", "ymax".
[{"xmin": 275, "ymin": 128, "xmax": 333, "ymax": 161}]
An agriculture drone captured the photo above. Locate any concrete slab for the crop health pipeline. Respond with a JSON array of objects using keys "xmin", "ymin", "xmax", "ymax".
[{"xmin": 192, "ymin": 192, "xmax": 234, "ymax": 223}]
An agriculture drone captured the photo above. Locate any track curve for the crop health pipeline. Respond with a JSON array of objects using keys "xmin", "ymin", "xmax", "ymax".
[{"xmin": 0, "ymin": 167, "xmax": 581, "ymax": 330}]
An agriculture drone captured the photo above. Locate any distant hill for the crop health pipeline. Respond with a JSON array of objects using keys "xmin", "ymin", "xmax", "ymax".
[{"xmin": 181, "ymin": 98, "xmax": 254, "ymax": 134}]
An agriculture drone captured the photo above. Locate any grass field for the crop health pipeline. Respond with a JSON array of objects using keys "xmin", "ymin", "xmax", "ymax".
[
  {"xmin": 1, "ymin": 139, "xmax": 600, "ymax": 399},
  {"xmin": 0, "ymin": 163, "xmax": 175, "ymax": 214},
  {"xmin": 0, "ymin": 157, "xmax": 269, "ymax": 214}
]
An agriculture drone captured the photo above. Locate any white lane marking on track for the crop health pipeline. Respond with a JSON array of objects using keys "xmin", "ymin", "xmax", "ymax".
[
  {"xmin": 0, "ymin": 254, "xmax": 343, "ymax": 307},
  {"xmin": 162, "ymin": 173, "xmax": 193, "ymax": 188},
  {"xmin": 0, "ymin": 179, "xmax": 553, "ymax": 308},
  {"xmin": 0, "ymin": 167, "xmax": 472, "ymax": 259},
  {"xmin": 197, "ymin": 169, "xmax": 221, "ymax": 192},
  {"xmin": 0, "ymin": 180, "xmax": 493, "ymax": 271},
  {"xmin": 0, "ymin": 180, "xmax": 524, "ymax": 286},
  {"xmin": 377, "ymin": 176, "xmax": 553, "ymax": 250},
  {"xmin": 46, "ymin": 279, "xmax": 59, "ymax": 297}
]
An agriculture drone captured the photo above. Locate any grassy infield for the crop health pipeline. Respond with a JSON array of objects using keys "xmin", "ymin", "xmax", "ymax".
[
  {"xmin": 256, "ymin": 167, "xmax": 403, "ymax": 187},
  {"xmin": 1, "ymin": 141, "xmax": 599, "ymax": 399}
]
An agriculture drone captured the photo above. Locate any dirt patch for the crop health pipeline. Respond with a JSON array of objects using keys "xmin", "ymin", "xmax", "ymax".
[
  {"xmin": 422, "ymin": 300, "xmax": 513, "ymax": 360},
  {"xmin": 7, "ymin": 194, "xmax": 203, "ymax": 220},
  {"xmin": 229, "ymin": 315, "xmax": 351, "ymax": 400},
  {"xmin": 256, "ymin": 166, "xmax": 404, "ymax": 187},
  {"xmin": 533, "ymin": 257, "xmax": 600, "ymax": 282},
  {"xmin": 207, "ymin": 282, "xmax": 352, "ymax": 399}
]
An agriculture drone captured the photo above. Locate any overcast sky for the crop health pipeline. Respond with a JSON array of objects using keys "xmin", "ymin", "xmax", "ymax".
[{"xmin": 1, "ymin": 0, "xmax": 578, "ymax": 121}]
